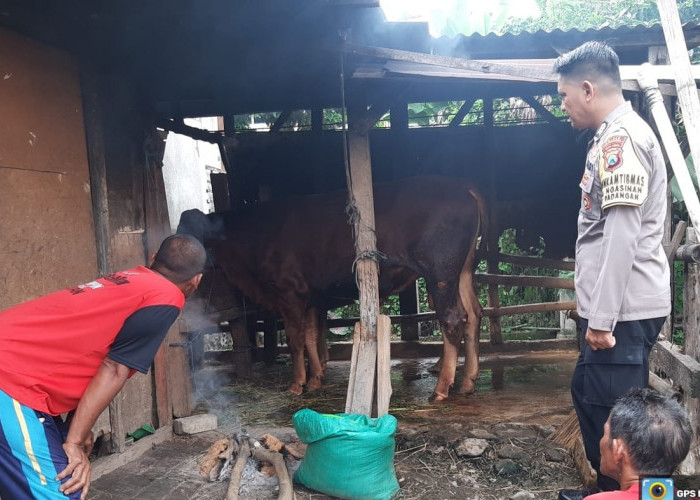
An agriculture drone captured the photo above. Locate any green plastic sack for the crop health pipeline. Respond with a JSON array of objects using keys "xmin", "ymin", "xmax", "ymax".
[{"xmin": 293, "ymin": 409, "xmax": 400, "ymax": 500}]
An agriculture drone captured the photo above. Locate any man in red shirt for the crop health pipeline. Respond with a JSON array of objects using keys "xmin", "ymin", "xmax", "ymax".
[
  {"xmin": 0, "ymin": 234, "xmax": 206, "ymax": 500},
  {"xmin": 585, "ymin": 388, "xmax": 691, "ymax": 499}
]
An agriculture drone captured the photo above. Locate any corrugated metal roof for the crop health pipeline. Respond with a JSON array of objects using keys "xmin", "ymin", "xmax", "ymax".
[{"xmin": 430, "ymin": 22, "xmax": 700, "ymax": 61}]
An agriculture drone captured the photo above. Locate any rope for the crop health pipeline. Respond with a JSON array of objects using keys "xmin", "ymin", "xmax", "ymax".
[{"xmin": 352, "ymin": 249, "xmax": 387, "ymax": 272}]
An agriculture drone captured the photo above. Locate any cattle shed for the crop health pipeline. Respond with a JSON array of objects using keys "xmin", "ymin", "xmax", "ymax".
[{"xmin": 2, "ymin": 0, "xmax": 700, "ymax": 478}]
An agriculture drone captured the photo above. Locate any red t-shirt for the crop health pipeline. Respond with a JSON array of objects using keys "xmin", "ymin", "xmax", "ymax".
[
  {"xmin": 0, "ymin": 266, "xmax": 184, "ymax": 415},
  {"xmin": 586, "ymin": 483, "xmax": 640, "ymax": 499}
]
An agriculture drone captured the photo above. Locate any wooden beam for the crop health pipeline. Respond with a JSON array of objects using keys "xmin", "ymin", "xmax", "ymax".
[
  {"xmin": 638, "ymin": 65, "xmax": 700, "ymax": 238},
  {"xmin": 344, "ymin": 97, "xmax": 381, "ymax": 416},
  {"xmin": 496, "ymin": 253, "xmax": 575, "ymax": 271},
  {"xmin": 376, "ymin": 315, "xmax": 392, "ymax": 417},
  {"xmin": 143, "ymin": 126, "xmax": 175, "ymax": 429},
  {"xmin": 520, "ymin": 95, "xmax": 567, "ymax": 128},
  {"xmin": 80, "ymin": 69, "xmax": 111, "ymax": 276},
  {"xmin": 483, "ymin": 300, "xmax": 577, "ymax": 318},
  {"xmin": 345, "ymin": 44, "xmax": 700, "ymax": 92},
  {"xmin": 344, "ymin": 43, "xmax": 558, "ymax": 82},
  {"xmin": 649, "ymin": 340, "xmax": 700, "ymax": 398},
  {"xmin": 474, "ymin": 273, "xmax": 574, "ymax": 290},
  {"xmin": 157, "ymin": 118, "xmax": 226, "ymax": 145},
  {"xmin": 270, "ymin": 110, "xmax": 293, "ymax": 132},
  {"xmin": 657, "ymin": 0, "xmax": 700, "ymax": 192},
  {"xmin": 326, "ymin": 300, "xmax": 577, "ymax": 327},
  {"xmin": 679, "ymin": 225, "xmax": 700, "ymax": 474},
  {"xmin": 448, "ymin": 98, "xmax": 475, "ymax": 128},
  {"xmin": 484, "ymin": 96, "xmax": 503, "ymax": 345}
]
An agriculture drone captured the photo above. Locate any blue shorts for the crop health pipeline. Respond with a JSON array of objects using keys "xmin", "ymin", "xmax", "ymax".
[{"xmin": 0, "ymin": 388, "xmax": 81, "ymax": 499}]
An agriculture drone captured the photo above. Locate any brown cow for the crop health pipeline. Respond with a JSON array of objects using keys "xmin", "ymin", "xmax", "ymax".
[{"xmin": 177, "ymin": 176, "xmax": 486, "ymax": 400}]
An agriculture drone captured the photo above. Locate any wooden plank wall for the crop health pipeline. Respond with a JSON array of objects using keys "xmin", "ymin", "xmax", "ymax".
[{"xmin": 0, "ymin": 28, "xmax": 98, "ymax": 309}]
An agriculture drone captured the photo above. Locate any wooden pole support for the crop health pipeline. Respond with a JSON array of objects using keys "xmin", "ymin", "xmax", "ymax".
[
  {"xmin": 376, "ymin": 314, "xmax": 392, "ymax": 417},
  {"xmin": 637, "ymin": 63, "xmax": 700, "ymax": 238},
  {"xmin": 344, "ymin": 98, "xmax": 381, "ymax": 415},
  {"xmin": 657, "ymin": 0, "xmax": 700, "ymax": 186}
]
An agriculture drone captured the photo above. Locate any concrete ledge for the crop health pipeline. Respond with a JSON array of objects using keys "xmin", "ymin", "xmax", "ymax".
[
  {"xmin": 650, "ymin": 340, "xmax": 700, "ymax": 398},
  {"xmin": 91, "ymin": 425, "xmax": 172, "ymax": 480},
  {"xmin": 173, "ymin": 413, "xmax": 218, "ymax": 435}
]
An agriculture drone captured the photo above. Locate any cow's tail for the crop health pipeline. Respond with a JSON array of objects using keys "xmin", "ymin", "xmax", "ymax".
[{"xmin": 458, "ymin": 187, "xmax": 488, "ymax": 316}]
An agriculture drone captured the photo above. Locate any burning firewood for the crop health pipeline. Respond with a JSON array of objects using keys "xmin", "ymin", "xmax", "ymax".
[
  {"xmin": 198, "ymin": 438, "xmax": 229, "ymax": 479},
  {"xmin": 261, "ymin": 433, "xmax": 285, "ymax": 453},
  {"xmin": 226, "ymin": 432, "xmax": 251, "ymax": 500},
  {"xmin": 226, "ymin": 433, "xmax": 294, "ymax": 500}
]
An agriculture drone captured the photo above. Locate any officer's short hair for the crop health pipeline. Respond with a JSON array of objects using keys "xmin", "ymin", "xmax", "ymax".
[
  {"xmin": 553, "ymin": 41, "xmax": 622, "ymax": 88},
  {"xmin": 608, "ymin": 387, "xmax": 691, "ymax": 476},
  {"xmin": 151, "ymin": 234, "xmax": 207, "ymax": 283}
]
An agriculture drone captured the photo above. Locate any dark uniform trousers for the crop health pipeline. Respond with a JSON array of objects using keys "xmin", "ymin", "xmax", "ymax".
[{"xmin": 571, "ymin": 316, "xmax": 666, "ymax": 490}]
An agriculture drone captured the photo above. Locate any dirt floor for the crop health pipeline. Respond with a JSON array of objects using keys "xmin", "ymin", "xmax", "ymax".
[{"xmin": 90, "ymin": 349, "xmax": 584, "ymax": 499}]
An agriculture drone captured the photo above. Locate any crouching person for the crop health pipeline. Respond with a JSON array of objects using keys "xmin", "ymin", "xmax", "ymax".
[
  {"xmin": 0, "ymin": 235, "xmax": 206, "ymax": 499},
  {"xmin": 586, "ymin": 387, "xmax": 692, "ymax": 499}
]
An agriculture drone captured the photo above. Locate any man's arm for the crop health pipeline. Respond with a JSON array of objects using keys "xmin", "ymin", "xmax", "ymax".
[{"xmin": 57, "ymin": 357, "xmax": 131, "ymax": 499}]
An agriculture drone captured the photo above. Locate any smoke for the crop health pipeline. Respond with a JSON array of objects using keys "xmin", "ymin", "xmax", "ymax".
[{"xmin": 182, "ymin": 295, "xmax": 242, "ymax": 433}]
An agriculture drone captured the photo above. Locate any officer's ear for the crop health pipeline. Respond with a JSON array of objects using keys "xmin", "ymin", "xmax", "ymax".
[{"xmin": 582, "ymin": 80, "xmax": 595, "ymax": 102}]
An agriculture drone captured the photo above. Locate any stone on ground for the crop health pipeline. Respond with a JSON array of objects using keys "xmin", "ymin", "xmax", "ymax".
[{"xmin": 173, "ymin": 414, "xmax": 218, "ymax": 435}]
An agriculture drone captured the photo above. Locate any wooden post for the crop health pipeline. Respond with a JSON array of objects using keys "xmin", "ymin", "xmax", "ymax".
[
  {"xmin": 399, "ymin": 283, "xmax": 420, "ymax": 341},
  {"xmin": 142, "ymin": 126, "xmax": 175, "ymax": 429},
  {"xmin": 262, "ymin": 311, "xmax": 278, "ymax": 365},
  {"xmin": 637, "ymin": 65, "xmax": 700, "ymax": 236},
  {"xmin": 81, "ymin": 69, "xmax": 110, "ymax": 277},
  {"xmin": 231, "ymin": 318, "xmax": 253, "ymax": 379},
  {"xmin": 681, "ymin": 228, "xmax": 700, "ymax": 473},
  {"xmin": 657, "ymin": 0, "xmax": 700, "ymax": 185},
  {"xmin": 391, "ymin": 102, "xmax": 409, "ymax": 180},
  {"xmin": 484, "ymin": 97, "xmax": 503, "ymax": 344},
  {"xmin": 211, "ymin": 172, "xmax": 231, "ymax": 211},
  {"xmin": 169, "ymin": 318, "xmax": 195, "ymax": 418},
  {"xmin": 376, "ymin": 315, "xmax": 392, "ymax": 417},
  {"xmin": 344, "ymin": 97, "xmax": 381, "ymax": 416},
  {"xmin": 311, "ymin": 106, "xmax": 327, "ymax": 194}
]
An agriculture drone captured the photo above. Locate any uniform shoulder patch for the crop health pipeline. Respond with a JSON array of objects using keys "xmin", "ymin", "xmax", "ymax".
[{"xmin": 598, "ymin": 129, "xmax": 648, "ymax": 209}]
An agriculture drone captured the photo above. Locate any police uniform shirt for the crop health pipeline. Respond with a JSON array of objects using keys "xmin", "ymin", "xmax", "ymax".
[{"xmin": 576, "ymin": 101, "xmax": 671, "ymax": 331}]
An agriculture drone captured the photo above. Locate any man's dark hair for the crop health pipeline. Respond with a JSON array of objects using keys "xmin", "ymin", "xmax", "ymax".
[
  {"xmin": 151, "ymin": 234, "xmax": 207, "ymax": 284},
  {"xmin": 609, "ymin": 387, "xmax": 691, "ymax": 476},
  {"xmin": 553, "ymin": 41, "xmax": 621, "ymax": 88}
]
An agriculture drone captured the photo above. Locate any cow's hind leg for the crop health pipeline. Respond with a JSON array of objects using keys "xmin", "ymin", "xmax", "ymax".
[
  {"xmin": 431, "ymin": 324, "xmax": 460, "ymax": 402},
  {"xmin": 458, "ymin": 271, "xmax": 482, "ymax": 394},
  {"xmin": 284, "ymin": 321, "xmax": 306, "ymax": 395},
  {"xmin": 317, "ymin": 309, "xmax": 329, "ymax": 374},
  {"xmin": 304, "ymin": 307, "xmax": 324, "ymax": 392}
]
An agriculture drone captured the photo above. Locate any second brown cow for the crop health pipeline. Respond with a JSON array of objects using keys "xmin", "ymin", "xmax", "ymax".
[{"xmin": 177, "ymin": 176, "xmax": 486, "ymax": 401}]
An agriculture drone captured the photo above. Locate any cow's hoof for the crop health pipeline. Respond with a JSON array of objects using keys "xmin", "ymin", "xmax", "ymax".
[
  {"xmin": 306, "ymin": 376, "xmax": 322, "ymax": 392},
  {"xmin": 429, "ymin": 391, "xmax": 449, "ymax": 402},
  {"xmin": 458, "ymin": 380, "xmax": 476, "ymax": 395},
  {"xmin": 288, "ymin": 383, "xmax": 304, "ymax": 395}
]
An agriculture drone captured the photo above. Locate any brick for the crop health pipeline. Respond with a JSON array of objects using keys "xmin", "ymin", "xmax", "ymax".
[{"xmin": 173, "ymin": 414, "xmax": 218, "ymax": 435}]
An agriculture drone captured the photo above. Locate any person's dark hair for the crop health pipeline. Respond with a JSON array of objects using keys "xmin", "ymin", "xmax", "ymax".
[
  {"xmin": 151, "ymin": 234, "xmax": 207, "ymax": 284},
  {"xmin": 609, "ymin": 387, "xmax": 691, "ymax": 476},
  {"xmin": 553, "ymin": 41, "xmax": 621, "ymax": 88}
]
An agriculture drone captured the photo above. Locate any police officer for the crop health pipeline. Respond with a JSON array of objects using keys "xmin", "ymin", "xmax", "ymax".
[{"xmin": 553, "ymin": 42, "xmax": 671, "ymax": 500}]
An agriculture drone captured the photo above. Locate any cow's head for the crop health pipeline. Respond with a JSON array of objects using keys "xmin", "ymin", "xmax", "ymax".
[{"xmin": 176, "ymin": 209, "xmax": 226, "ymax": 244}]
